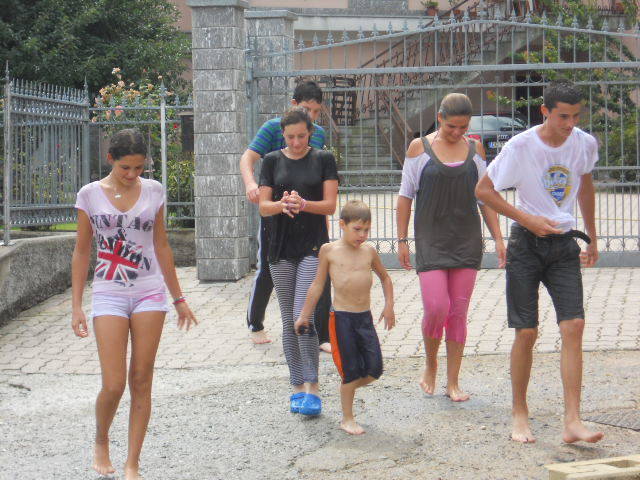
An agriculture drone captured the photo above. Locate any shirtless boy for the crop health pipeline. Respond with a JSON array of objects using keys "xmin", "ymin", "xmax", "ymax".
[{"xmin": 295, "ymin": 200, "xmax": 395, "ymax": 435}]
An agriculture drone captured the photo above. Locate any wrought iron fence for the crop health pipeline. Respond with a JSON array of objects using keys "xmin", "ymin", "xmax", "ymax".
[
  {"xmin": 248, "ymin": 1, "xmax": 640, "ymax": 267},
  {"xmin": 89, "ymin": 89, "xmax": 194, "ymax": 227},
  {"xmin": 0, "ymin": 72, "xmax": 90, "ymax": 245},
  {"xmin": 1, "ymin": 72, "xmax": 194, "ymax": 245},
  {"xmin": 2, "ymin": 2, "xmax": 639, "ymax": 268}
]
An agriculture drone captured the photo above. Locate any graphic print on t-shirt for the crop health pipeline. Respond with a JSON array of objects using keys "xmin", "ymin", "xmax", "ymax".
[
  {"xmin": 75, "ymin": 178, "xmax": 166, "ymax": 295},
  {"xmin": 542, "ymin": 165, "xmax": 572, "ymax": 205},
  {"xmin": 90, "ymin": 213, "xmax": 155, "ymax": 288}
]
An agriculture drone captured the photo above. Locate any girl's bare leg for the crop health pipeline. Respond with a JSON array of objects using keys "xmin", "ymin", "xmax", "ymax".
[
  {"xmin": 93, "ymin": 315, "xmax": 130, "ymax": 476},
  {"xmin": 445, "ymin": 340, "xmax": 469, "ymax": 402},
  {"xmin": 420, "ymin": 337, "xmax": 440, "ymax": 394},
  {"xmin": 444, "ymin": 268, "xmax": 476, "ymax": 402},
  {"xmin": 124, "ymin": 311, "xmax": 165, "ymax": 480}
]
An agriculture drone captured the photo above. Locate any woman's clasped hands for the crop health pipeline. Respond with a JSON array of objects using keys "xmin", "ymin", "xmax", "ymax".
[{"xmin": 279, "ymin": 190, "xmax": 304, "ymax": 218}]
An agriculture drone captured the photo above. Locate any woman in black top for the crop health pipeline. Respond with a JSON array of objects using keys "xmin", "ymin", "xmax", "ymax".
[{"xmin": 259, "ymin": 107, "xmax": 339, "ymax": 416}]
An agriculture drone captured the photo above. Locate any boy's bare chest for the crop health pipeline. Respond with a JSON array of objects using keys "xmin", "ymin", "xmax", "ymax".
[
  {"xmin": 330, "ymin": 252, "xmax": 372, "ymax": 285},
  {"xmin": 333, "ymin": 249, "xmax": 370, "ymax": 270}
]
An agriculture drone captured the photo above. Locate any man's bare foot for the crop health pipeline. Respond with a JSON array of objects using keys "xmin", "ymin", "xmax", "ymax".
[
  {"xmin": 93, "ymin": 441, "xmax": 115, "ymax": 476},
  {"xmin": 250, "ymin": 330, "xmax": 272, "ymax": 344},
  {"xmin": 419, "ymin": 367, "xmax": 436, "ymax": 395},
  {"xmin": 562, "ymin": 420, "xmax": 604, "ymax": 444},
  {"xmin": 340, "ymin": 418, "xmax": 365, "ymax": 435},
  {"xmin": 511, "ymin": 413, "xmax": 536, "ymax": 443},
  {"xmin": 445, "ymin": 385, "xmax": 470, "ymax": 402},
  {"xmin": 124, "ymin": 462, "xmax": 143, "ymax": 480},
  {"xmin": 319, "ymin": 342, "xmax": 332, "ymax": 353}
]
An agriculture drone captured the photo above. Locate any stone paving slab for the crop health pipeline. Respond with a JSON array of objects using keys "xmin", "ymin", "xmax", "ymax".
[
  {"xmin": 0, "ymin": 267, "xmax": 640, "ymax": 374},
  {"xmin": 586, "ymin": 411, "xmax": 640, "ymax": 432},
  {"xmin": 1, "ymin": 267, "xmax": 639, "ymax": 374},
  {"xmin": 545, "ymin": 455, "xmax": 640, "ymax": 480}
]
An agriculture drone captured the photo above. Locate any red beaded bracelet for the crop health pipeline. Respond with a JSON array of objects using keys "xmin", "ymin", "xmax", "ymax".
[{"xmin": 173, "ymin": 296, "xmax": 186, "ymax": 305}]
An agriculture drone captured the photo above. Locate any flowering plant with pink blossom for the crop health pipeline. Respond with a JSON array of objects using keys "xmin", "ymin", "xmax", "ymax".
[
  {"xmin": 91, "ymin": 67, "xmax": 180, "ymax": 126},
  {"xmin": 92, "ymin": 67, "xmax": 194, "ymax": 226}
]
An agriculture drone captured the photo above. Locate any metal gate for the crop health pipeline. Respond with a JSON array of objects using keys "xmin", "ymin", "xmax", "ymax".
[
  {"xmin": 1, "ymin": 70, "xmax": 90, "ymax": 244},
  {"xmin": 247, "ymin": 1, "xmax": 640, "ymax": 267}
]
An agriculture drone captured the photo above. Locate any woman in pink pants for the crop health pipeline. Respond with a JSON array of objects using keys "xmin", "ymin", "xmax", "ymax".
[{"xmin": 396, "ymin": 94, "xmax": 506, "ymax": 401}]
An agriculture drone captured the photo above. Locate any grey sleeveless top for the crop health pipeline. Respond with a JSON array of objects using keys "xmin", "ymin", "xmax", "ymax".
[{"xmin": 414, "ymin": 137, "xmax": 483, "ymax": 272}]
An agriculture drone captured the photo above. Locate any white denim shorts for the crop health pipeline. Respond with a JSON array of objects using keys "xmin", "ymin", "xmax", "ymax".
[{"xmin": 91, "ymin": 292, "xmax": 169, "ymax": 319}]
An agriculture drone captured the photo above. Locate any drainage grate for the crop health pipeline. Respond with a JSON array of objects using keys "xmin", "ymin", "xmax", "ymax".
[{"xmin": 585, "ymin": 410, "xmax": 640, "ymax": 431}]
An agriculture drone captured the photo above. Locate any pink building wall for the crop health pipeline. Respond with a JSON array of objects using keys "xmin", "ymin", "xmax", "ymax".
[
  {"xmin": 172, "ymin": 0, "xmax": 454, "ymax": 31},
  {"xmin": 172, "ymin": 0, "xmax": 638, "ymax": 84}
]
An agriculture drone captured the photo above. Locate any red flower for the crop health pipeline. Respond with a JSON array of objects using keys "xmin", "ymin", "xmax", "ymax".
[{"xmin": 173, "ymin": 123, "xmax": 179, "ymax": 129}]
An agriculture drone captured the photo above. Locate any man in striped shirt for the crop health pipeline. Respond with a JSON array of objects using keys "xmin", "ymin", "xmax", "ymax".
[{"xmin": 240, "ymin": 81, "xmax": 332, "ymax": 351}]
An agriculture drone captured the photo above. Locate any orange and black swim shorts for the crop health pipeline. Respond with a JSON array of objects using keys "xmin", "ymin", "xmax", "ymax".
[{"xmin": 329, "ymin": 310, "xmax": 383, "ymax": 384}]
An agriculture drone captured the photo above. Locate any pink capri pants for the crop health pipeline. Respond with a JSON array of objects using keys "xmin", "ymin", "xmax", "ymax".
[{"xmin": 418, "ymin": 268, "xmax": 477, "ymax": 344}]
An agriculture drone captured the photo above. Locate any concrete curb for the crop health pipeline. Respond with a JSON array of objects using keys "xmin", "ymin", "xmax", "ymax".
[
  {"xmin": 0, "ymin": 230, "xmax": 195, "ymax": 326},
  {"xmin": 0, "ymin": 234, "xmax": 78, "ymax": 326}
]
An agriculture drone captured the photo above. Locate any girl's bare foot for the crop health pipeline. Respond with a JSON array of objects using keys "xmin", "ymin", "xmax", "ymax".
[
  {"xmin": 511, "ymin": 413, "xmax": 536, "ymax": 443},
  {"xmin": 124, "ymin": 462, "xmax": 143, "ymax": 480},
  {"xmin": 562, "ymin": 420, "xmax": 604, "ymax": 444},
  {"xmin": 250, "ymin": 330, "xmax": 272, "ymax": 344},
  {"xmin": 419, "ymin": 367, "xmax": 436, "ymax": 395},
  {"xmin": 93, "ymin": 441, "xmax": 116, "ymax": 476},
  {"xmin": 340, "ymin": 418, "xmax": 365, "ymax": 435},
  {"xmin": 445, "ymin": 385, "xmax": 470, "ymax": 402},
  {"xmin": 319, "ymin": 342, "xmax": 332, "ymax": 353}
]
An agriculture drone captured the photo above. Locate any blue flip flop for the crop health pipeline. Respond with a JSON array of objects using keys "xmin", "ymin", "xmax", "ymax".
[
  {"xmin": 290, "ymin": 392, "xmax": 306, "ymax": 413},
  {"xmin": 299, "ymin": 393, "xmax": 322, "ymax": 416}
]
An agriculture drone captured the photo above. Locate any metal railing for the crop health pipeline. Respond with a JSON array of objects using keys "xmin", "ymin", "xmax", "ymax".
[
  {"xmin": 249, "ymin": 3, "xmax": 640, "ymax": 266},
  {"xmin": 90, "ymin": 89, "xmax": 194, "ymax": 226},
  {"xmin": 1, "ymin": 72, "xmax": 90, "ymax": 244},
  {"xmin": 1, "ymin": 72, "xmax": 194, "ymax": 245}
]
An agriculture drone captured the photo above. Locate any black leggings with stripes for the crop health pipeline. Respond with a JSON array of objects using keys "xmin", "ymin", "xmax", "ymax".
[
  {"xmin": 269, "ymin": 256, "xmax": 320, "ymax": 385},
  {"xmin": 246, "ymin": 220, "xmax": 331, "ymax": 344}
]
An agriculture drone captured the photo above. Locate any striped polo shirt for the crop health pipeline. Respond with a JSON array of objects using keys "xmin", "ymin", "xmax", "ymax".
[{"xmin": 248, "ymin": 118, "xmax": 326, "ymax": 156}]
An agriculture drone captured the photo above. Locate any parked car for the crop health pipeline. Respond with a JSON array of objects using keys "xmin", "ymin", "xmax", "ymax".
[{"xmin": 466, "ymin": 113, "xmax": 528, "ymax": 163}]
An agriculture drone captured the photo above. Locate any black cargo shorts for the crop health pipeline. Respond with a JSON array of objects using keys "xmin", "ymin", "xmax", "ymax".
[{"xmin": 506, "ymin": 224, "xmax": 585, "ymax": 329}]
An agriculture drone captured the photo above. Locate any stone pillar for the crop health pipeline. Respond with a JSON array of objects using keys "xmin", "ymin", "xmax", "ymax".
[
  {"xmin": 245, "ymin": 11, "xmax": 298, "ymax": 135},
  {"xmin": 244, "ymin": 10, "xmax": 298, "ymax": 264},
  {"xmin": 189, "ymin": 0, "xmax": 249, "ymax": 281}
]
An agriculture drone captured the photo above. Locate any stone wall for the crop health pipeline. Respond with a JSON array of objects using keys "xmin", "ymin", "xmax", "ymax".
[
  {"xmin": 245, "ymin": 11, "xmax": 298, "ymax": 129},
  {"xmin": 0, "ymin": 230, "xmax": 195, "ymax": 326},
  {"xmin": 350, "ymin": 0, "xmax": 409, "ymax": 13}
]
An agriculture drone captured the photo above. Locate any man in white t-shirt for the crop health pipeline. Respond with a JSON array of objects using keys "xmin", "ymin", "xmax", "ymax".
[{"xmin": 476, "ymin": 81, "xmax": 603, "ymax": 445}]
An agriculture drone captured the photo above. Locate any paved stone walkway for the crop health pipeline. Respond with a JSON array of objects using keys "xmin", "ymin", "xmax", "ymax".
[{"xmin": 1, "ymin": 267, "xmax": 639, "ymax": 374}]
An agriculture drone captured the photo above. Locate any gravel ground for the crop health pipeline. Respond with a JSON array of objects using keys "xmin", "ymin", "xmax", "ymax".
[{"xmin": 1, "ymin": 351, "xmax": 639, "ymax": 480}]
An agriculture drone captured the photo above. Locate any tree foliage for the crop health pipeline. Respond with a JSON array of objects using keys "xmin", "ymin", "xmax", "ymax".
[
  {"xmin": 0, "ymin": 0, "xmax": 190, "ymax": 94},
  {"xmin": 488, "ymin": 1, "xmax": 639, "ymax": 175}
]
